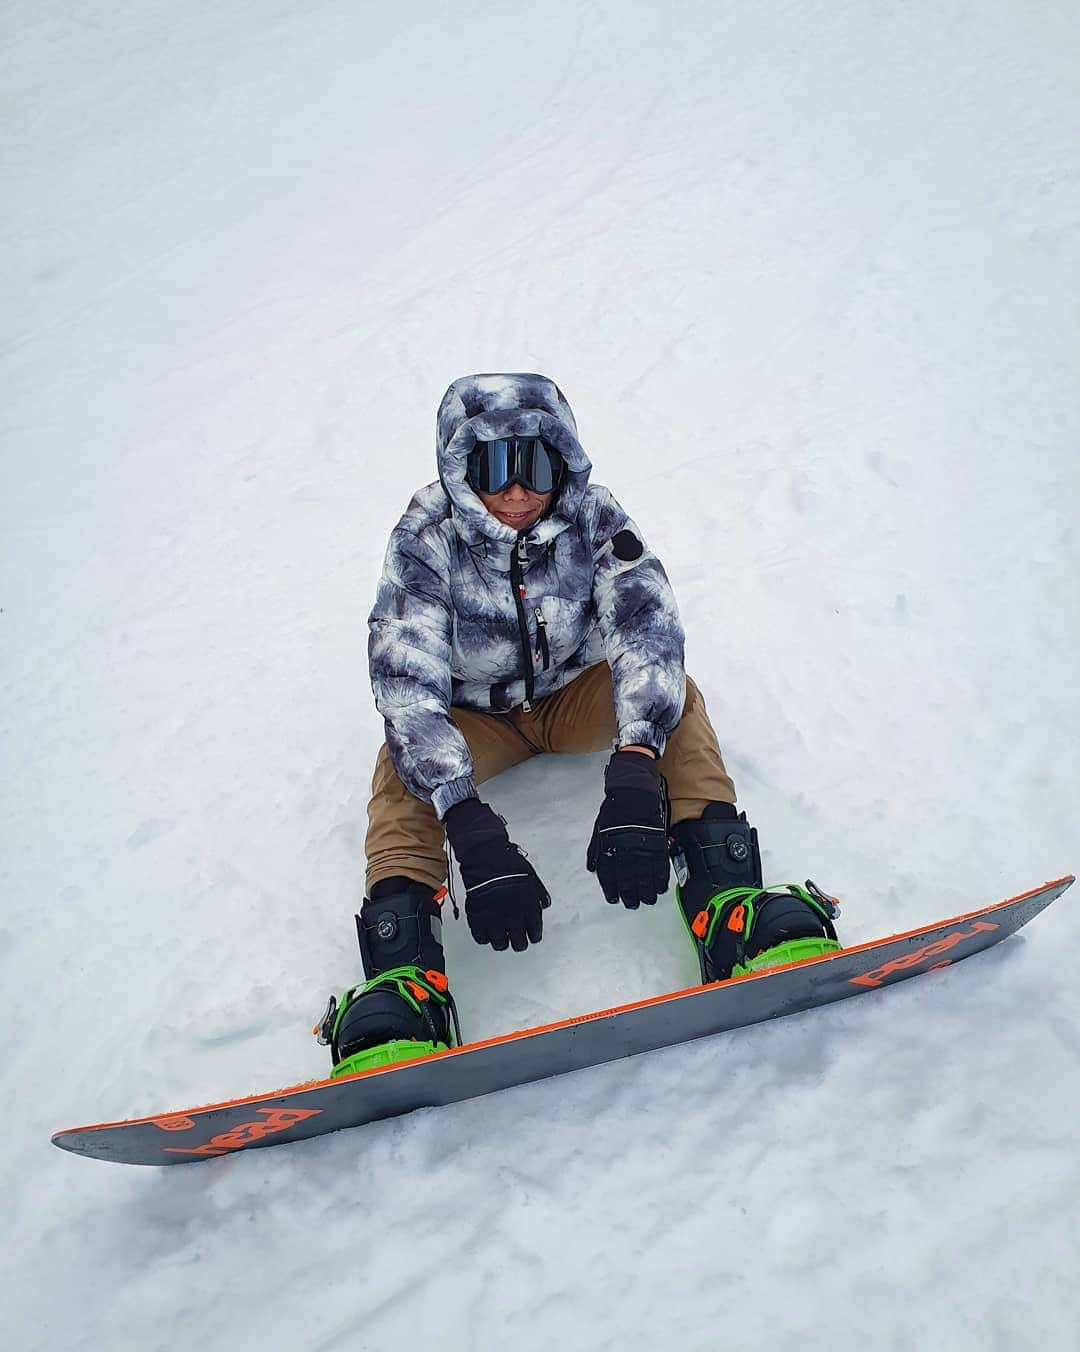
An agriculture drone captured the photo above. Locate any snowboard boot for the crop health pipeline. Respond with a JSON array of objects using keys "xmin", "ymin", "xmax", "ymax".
[
  {"xmin": 669, "ymin": 803, "xmax": 841, "ymax": 983},
  {"xmin": 314, "ymin": 877, "xmax": 462, "ymax": 1077}
]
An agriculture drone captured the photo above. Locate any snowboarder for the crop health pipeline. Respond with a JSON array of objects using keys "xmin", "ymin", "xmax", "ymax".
[{"xmin": 318, "ymin": 373, "xmax": 840, "ymax": 1075}]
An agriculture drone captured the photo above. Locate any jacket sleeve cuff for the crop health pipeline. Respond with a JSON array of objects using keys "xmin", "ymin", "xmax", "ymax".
[
  {"xmin": 617, "ymin": 720, "xmax": 668, "ymax": 758},
  {"xmin": 431, "ymin": 776, "xmax": 479, "ymax": 820}
]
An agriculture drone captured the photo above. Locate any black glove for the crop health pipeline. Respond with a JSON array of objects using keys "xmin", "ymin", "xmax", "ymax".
[
  {"xmin": 443, "ymin": 798, "xmax": 550, "ymax": 952},
  {"xmin": 587, "ymin": 750, "xmax": 670, "ymax": 908}
]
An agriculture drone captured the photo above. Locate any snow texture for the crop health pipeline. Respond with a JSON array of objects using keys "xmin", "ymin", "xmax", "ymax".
[{"xmin": 3, "ymin": 1, "xmax": 1079, "ymax": 1349}]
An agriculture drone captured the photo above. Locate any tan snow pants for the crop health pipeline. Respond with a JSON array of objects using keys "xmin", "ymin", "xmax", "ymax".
[{"xmin": 365, "ymin": 663, "xmax": 737, "ymax": 894}]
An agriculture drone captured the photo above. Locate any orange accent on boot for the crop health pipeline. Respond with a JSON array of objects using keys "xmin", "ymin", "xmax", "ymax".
[
  {"xmin": 727, "ymin": 904, "xmax": 747, "ymax": 933},
  {"xmin": 406, "ymin": 981, "xmax": 430, "ymax": 1002},
  {"xmin": 692, "ymin": 910, "xmax": 710, "ymax": 939},
  {"xmin": 425, "ymin": 970, "xmax": 449, "ymax": 993}
]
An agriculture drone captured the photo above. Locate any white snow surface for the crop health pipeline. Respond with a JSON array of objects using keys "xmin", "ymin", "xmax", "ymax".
[{"xmin": 4, "ymin": 1, "xmax": 1080, "ymax": 1347}]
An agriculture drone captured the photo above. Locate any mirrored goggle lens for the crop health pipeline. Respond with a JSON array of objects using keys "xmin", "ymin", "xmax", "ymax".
[{"xmin": 468, "ymin": 438, "xmax": 562, "ymax": 493}]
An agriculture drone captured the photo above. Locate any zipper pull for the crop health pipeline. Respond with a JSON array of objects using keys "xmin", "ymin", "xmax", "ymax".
[
  {"xmin": 517, "ymin": 536, "xmax": 528, "ymax": 563},
  {"xmin": 533, "ymin": 607, "xmax": 550, "ymax": 669}
]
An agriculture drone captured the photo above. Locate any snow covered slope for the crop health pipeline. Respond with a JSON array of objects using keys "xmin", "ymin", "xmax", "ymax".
[{"xmin": 4, "ymin": 1, "xmax": 1078, "ymax": 1348}]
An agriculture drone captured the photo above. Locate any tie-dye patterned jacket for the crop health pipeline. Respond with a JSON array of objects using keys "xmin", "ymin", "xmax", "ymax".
[{"xmin": 369, "ymin": 373, "xmax": 686, "ymax": 817}]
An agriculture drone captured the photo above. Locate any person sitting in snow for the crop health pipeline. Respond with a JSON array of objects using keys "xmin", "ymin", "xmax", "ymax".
[{"xmin": 317, "ymin": 373, "xmax": 840, "ymax": 1074}]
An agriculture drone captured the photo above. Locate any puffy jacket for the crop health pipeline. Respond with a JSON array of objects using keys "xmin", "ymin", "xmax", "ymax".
[{"xmin": 369, "ymin": 373, "xmax": 686, "ymax": 817}]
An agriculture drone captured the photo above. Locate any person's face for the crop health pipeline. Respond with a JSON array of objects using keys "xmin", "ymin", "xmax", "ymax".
[{"xmin": 477, "ymin": 481, "xmax": 552, "ymax": 532}]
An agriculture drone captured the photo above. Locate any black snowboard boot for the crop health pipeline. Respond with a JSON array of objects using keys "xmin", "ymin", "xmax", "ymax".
[
  {"xmin": 669, "ymin": 804, "xmax": 841, "ymax": 982},
  {"xmin": 314, "ymin": 877, "xmax": 461, "ymax": 1077}
]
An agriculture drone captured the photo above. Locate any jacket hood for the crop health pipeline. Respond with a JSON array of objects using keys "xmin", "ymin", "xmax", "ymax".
[{"xmin": 435, "ymin": 373, "xmax": 592, "ymax": 548}]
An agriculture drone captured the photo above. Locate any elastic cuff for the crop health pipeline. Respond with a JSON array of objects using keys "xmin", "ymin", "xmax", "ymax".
[
  {"xmin": 617, "ymin": 720, "xmax": 668, "ymax": 758},
  {"xmin": 431, "ymin": 776, "xmax": 478, "ymax": 820}
]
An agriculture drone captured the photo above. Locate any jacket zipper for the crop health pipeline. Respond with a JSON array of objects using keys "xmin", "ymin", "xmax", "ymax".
[{"xmin": 509, "ymin": 537, "xmax": 536, "ymax": 710}]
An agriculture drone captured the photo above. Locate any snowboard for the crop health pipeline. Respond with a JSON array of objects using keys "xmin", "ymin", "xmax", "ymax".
[{"xmin": 52, "ymin": 875, "xmax": 1072, "ymax": 1166}]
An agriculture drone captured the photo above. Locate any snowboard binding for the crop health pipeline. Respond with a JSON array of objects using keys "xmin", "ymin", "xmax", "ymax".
[
  {"xmin": 682, "ymin": 882, "xmax": 842, "ymax": 982},
  {"xmin": 315, "ymin": 965, "xmax": 461, "ymax": 1078},
  {"xmin": 670, "ymin": 804, "xmax": 841, "ymax": 982},
  {"xmin": 314, "ymin": 876, "xmax": 462, "ymax": 1077}
]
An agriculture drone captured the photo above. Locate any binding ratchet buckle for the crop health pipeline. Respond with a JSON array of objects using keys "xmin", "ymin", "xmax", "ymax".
[
  {"xmin": 313, "ymin": 995, "xmax": 338, "ymax": 1046},
  {"xmin": 805, "ymin": 879, "xmax": 842, "ymax": 920}
]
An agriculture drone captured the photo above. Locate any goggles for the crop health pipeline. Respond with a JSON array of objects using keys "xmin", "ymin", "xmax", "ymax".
[{"xmin": 465, "ymin": 437, "xmax": 565, "ymax": 495}]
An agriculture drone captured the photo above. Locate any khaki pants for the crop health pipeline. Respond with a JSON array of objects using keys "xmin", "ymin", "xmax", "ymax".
[{"xmin": 365, "ymin": 663, "xmax": 736, "ymax": 893}]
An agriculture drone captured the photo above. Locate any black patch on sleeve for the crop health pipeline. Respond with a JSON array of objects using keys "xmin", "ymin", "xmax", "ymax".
[{"xmin": 611, "ymin": 530, "xmax": 643, "ymax": 561}]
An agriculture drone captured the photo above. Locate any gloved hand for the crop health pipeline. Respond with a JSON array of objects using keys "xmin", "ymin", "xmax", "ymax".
[
  {"xmin": 443, "ymin": 798, "xmax": 550, "ymax": 952},
  {"xmin": 587, "ymin": 749, "xmax": 670, "ymax": 908}
]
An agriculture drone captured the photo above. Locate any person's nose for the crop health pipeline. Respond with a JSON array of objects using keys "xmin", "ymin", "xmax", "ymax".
[{"xmin": 503, "ymin": 481, "xmax": 528, "ymax": 503}]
